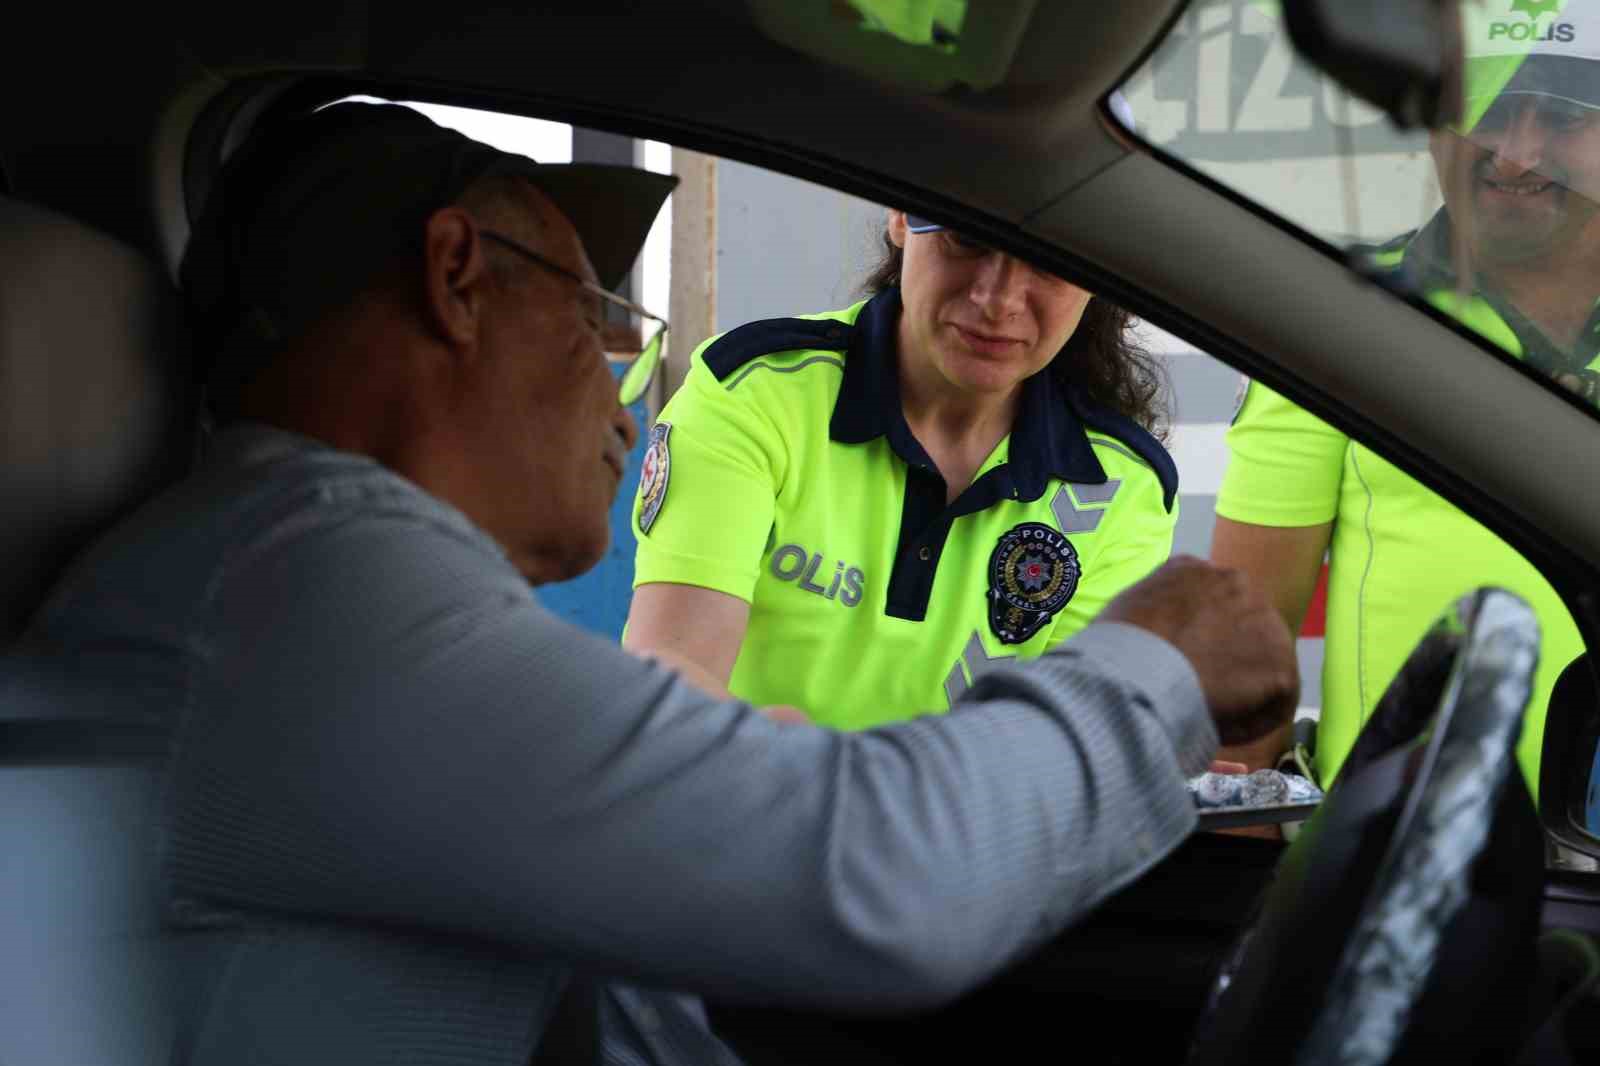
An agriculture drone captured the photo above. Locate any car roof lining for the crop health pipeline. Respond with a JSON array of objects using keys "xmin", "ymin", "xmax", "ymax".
[{"xmin": 167, "ymin": 1, "xmax": 1181, "ymax": 220}]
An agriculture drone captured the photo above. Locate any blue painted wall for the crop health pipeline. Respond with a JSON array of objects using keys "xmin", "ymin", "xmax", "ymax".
[{"xmin": 534, "ymin": 365, "xmax": 648, "ymax": 640}]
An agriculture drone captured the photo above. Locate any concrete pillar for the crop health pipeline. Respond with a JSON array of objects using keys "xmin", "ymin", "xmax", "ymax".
[{"xmin": 660, "ymin": 148, "xmax": 717, "ymax": 410}]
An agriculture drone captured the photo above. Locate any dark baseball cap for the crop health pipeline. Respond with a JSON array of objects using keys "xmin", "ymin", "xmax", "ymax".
[{"xmin": 182, "ymin": 100, "xmax": 677, "ymax": 414}]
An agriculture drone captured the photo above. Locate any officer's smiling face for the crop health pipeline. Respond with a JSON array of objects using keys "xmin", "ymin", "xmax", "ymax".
[
  {"xmin": 888, "ymin": 211, "xmax": 1092, "ymax": 398},
  {"xmin": 1432, "ymin": 93, "xmax": 1600, "ymax": 267}
]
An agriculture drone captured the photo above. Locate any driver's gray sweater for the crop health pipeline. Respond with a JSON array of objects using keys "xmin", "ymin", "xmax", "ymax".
[{"xmin": 27, "ymin": 423, "xmax": 1217, "ymax": 1066}]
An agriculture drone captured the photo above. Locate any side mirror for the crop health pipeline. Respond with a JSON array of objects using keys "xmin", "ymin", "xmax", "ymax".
[
  {"xmin": 1280, "ymin": 0, "xmax": 1463, "ymax": 129},
  {"xmin": 1541, "ymin": 655, "xmax": 1600, "ymax": 863}
]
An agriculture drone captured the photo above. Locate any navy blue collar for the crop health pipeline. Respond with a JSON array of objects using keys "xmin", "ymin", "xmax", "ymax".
[
  {"xmin": 828, "ymin": 287, "xmax": 1110, "ymax": 501},
  {"xmin": 1395, "ymin": 211, "xmax": 1455, "ymax": 294},
  {"xmin": 1394, "ymin": 211, "xmax": 1600, "ymax": 377}
]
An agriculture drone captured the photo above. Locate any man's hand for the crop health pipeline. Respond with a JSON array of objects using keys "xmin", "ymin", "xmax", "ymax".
[{"xmin": 1099, "ymin": 555, "xmax": 1299, "ymax": 747}]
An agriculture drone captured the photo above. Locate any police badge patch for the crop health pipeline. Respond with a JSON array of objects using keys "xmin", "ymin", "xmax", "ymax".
[
  {"xmin": 987, "ymin": 522, "xmax": 1081, "ymax": 645},
  {"xmin": 636, "ymin": 421, "xmax": 672, "ymax": 534}
]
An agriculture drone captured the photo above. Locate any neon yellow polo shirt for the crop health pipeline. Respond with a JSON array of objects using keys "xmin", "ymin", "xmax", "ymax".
[
  {"xmin": 1218, "ymin": 216, "xmax": 1596, "ymax": 792},
  {"xmin": 632, "ymin": 288, "xmax": 1179, "ymax": 730}
]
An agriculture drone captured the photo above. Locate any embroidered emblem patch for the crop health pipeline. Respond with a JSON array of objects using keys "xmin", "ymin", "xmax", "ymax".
[
  {"xmin": 637, "ymin": 421, "xmax": 672, "ymax": 534},
  {"xmin": 987, "ymin": 522, "xmax": 1080, "ymax": 645}
]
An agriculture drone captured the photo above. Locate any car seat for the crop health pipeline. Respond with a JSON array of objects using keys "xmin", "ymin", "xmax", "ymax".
[{"xmin": 0, "ymin": 193, "xmax": 195, "ymax": 1065}]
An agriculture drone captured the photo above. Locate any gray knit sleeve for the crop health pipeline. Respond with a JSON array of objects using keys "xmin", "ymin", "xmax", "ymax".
[{"xmin": 169, "ymin": 496, "xmax": 1216, "ymax": 1014}]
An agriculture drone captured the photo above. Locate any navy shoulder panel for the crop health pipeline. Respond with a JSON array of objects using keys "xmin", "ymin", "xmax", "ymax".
[
  {"xmin": 1071, "ymin": 392, "xmax": 1180, "ymax": 513},
  {"xmin": 701, "ymin": 317, "xmax": 852, "ymax": 382}
]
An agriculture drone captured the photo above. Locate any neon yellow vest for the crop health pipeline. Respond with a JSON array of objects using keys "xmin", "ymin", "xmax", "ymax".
[
  {"xmin": 632, "ymin": 290, "xmax": 1179, "ymax": 729},
  {"xmin": 1219, "ymin": 221, "xmax": 1600, "ymax": 791}
]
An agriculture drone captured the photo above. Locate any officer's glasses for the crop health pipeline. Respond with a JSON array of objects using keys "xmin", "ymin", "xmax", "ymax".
[{"xmin": 481, "ymin": 230, "xmax": 668, "ymax": 406}]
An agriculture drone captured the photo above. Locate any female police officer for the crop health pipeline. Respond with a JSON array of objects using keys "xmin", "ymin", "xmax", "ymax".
[{"xmin": 623, "ymin": 212, "xmax": 1179, "ymax": 728}]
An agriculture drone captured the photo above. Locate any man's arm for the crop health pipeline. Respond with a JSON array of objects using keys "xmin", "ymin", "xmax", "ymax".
[
  {"xmin": 176, "ymin": 517, "xmax": 1283, "ymax": 1012},
  {"xmin": 1210, "ymin": 516, "xmax": 1332, "ymax": 769}
]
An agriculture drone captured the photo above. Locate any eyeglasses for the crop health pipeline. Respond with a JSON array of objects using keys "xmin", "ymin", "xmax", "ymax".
[{"xmin": 480, "ymin": 230, "xmax": 669, "ymax": 406}]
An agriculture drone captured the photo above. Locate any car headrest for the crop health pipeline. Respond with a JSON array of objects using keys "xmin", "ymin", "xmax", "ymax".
[{"xmin": 0, "ymin": 196, "xmax": 194, "ymax": 643}]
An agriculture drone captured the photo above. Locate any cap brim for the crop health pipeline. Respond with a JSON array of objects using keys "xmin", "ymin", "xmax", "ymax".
[
  {"xmin": 184, "ymin": 100, "xmax": 680, "ymax": 416},
  {"xmin": 1461, "ymin": 54, "xmax": 1600, "ymax": 128},
  {"xmin": 492, "ymin": 162, "xmax": 678, "ymax": 292}
]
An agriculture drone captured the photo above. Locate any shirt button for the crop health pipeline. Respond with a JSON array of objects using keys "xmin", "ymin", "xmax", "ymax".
[{"xmin": 918, "ymin": 546, "xmax": 932, "ymax": 562}]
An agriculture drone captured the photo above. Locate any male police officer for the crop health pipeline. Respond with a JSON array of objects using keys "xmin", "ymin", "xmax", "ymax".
[{"xmin": 1213, "ymin": 0, "xmax": 1600, "ymax": 789}]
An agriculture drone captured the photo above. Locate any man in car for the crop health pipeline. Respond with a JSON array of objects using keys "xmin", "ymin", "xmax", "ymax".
[
  {"xmin": 1212, "ymin": 5, "xmax": 1600, "ymax": 792},
  {"xmin": 28, "ymin": 101, "xmax": 1296, "ymax": 1064}
]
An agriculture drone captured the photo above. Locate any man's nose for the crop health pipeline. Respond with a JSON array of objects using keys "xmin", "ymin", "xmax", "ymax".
[
  {"xmin": 968, "ymin": 252, "xmax": 1029, "ymax": 320},
  {"xmin": 1486, "ymin": 104, "xmax": 1549, "ymax": 178}
]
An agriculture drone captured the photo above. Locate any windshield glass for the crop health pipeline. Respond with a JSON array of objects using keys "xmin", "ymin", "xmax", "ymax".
[{"xmin": 1121, "ymin": 0, "xmax": 1600, "ymax": 406}]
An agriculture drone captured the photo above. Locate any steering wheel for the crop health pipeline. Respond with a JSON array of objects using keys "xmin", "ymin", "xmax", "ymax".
[{"xmin": 1186, "ymin": 588, "xmax": 1547, "ymax": 1066}]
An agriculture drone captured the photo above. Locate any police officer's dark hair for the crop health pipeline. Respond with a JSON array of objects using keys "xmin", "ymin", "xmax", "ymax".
[{"xmin": 860, "ymin": 232, "xmax": 1171, "ymax": 440}]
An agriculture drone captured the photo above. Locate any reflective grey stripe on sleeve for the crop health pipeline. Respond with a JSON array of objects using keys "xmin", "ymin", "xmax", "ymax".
[
  {"xmin": 724, "ymin": 354, "xmax": 845, "ymax": 392},
  {"xmin": 1087, "ymin": 438, "xmax": 1151, "ymax": 470}
]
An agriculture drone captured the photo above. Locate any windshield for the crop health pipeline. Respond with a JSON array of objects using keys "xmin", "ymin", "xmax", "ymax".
[{"xmin": 1121, "ymin": 0, "xmax": 1600, "ymax": 407}]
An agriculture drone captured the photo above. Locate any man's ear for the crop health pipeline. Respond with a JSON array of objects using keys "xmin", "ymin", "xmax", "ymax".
[{"xmin": 420, "ymin": 206, "xmax": 492, "ymax": 350}]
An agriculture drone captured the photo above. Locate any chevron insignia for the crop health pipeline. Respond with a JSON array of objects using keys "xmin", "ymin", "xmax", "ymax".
[
  {"xmin": 943, "ymin": 630, "xmax": 1019, "ymax": 706},
  {"xmin": 1050, "ymin": 480, "xmax": 1122, "ymax": 534}
]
